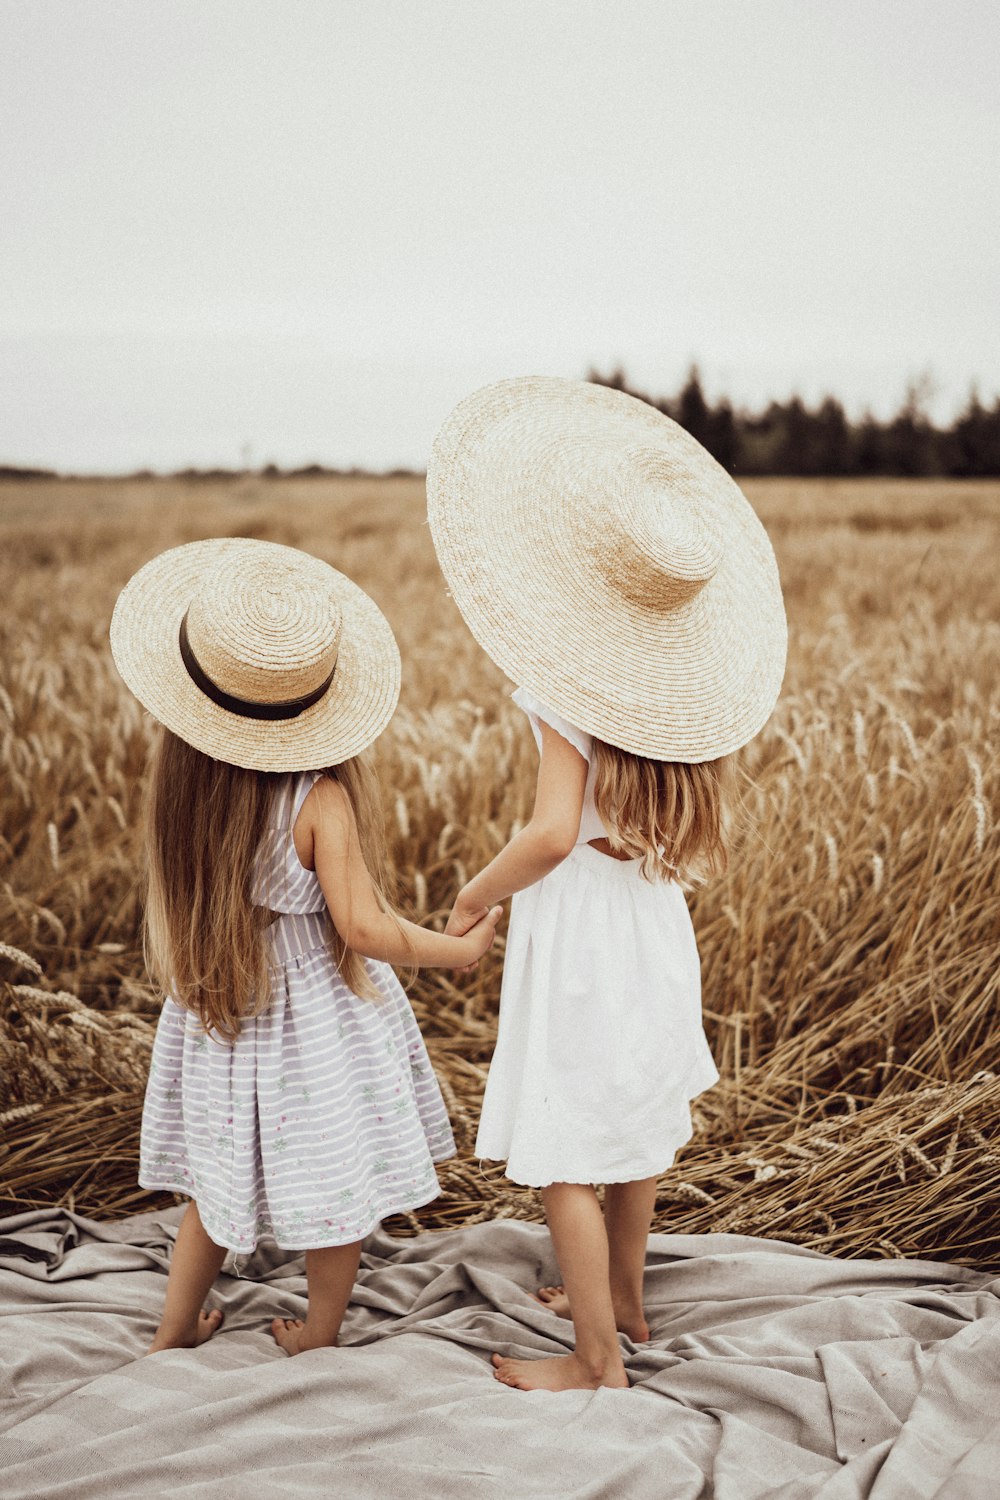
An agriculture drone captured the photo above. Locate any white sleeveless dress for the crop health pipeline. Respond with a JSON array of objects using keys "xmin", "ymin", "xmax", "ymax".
[
  {"xmin": 139, "ymin": 772, "xmax": 455, "ymax": 1251},
  {"xmin": 475, "ymin": 688, "xmax": 719, "ymax": 1187}
]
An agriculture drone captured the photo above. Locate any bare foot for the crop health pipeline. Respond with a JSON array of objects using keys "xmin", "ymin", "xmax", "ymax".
[
  {"xmin": 535, "ymin": 1283, "xmax": 571, "ymax": 1315},
  {"xmin": 271, "ymin": 1316, "xmax": 339, "ymax": 1355},
  {"xmin": 491, "ymin": 1350, "xmax": 629, "ymax": 1392},
  {"xmin": 534, "ymin": 1284, "xmax": 650, "ymax": 1343},
  {"xmin": 146, "ymin": 1308, "xmax": 223, "ymax": 1354}
]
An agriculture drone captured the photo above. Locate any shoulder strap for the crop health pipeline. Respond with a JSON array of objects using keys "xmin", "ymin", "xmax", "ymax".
[{"xmin": 289, "ymin": 770, "xmax": 323, "ymax": 827}]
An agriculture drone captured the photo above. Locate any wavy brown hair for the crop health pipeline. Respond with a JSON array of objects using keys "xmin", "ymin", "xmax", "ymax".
[
  {"xmin": 592, "ymin": 739, "xmax": 740, "ymax": 883},
  {"xmin": 144, "ymin": 730, "xmax": 397, "ymax": 1042}
]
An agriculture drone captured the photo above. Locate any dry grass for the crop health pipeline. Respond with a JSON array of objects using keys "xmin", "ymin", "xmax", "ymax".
[{"xmin": 1, "ymin": 474, "xmax": 998, "ymax": 1268}]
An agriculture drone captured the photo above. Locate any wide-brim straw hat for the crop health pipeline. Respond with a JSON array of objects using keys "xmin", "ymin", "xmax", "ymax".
[
  {"xmin": 110, "ymin": 538, "xmax": 400, "ymax": 771},
  {"xmin": 427, "ymin": 376, "xmax": 787, "ymax": 762}
]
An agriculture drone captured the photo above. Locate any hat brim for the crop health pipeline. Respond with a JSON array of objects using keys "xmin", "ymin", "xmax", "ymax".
[
  {"xmin": 110, "ymin": 539, "xmax": 401, "ymax": 771},
  {"xmin": 427, "ymin": 377, "xmax": 787, "ymax": 762}
]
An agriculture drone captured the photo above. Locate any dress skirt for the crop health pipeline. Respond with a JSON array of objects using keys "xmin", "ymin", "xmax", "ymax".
[
  {"xmin": 475, "ymin": 843, "xmax": 719, "ymax": 1187},
  {"xmin": 139, "ymin": 936, "xmax": 455, "ymax": 1252}
]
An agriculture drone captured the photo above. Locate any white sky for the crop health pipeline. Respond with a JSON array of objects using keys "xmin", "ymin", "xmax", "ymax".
[{"xmin": 2, "ymin": 0, "xmax": 998, "ymax": 472}]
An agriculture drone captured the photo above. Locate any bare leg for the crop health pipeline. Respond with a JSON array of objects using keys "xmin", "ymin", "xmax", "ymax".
[
  {"xmin": 492, "ymin": 1183, "xmax": 628, "ymax": 1392},
  {"xmin": 146, "ymin": 1201, "xmax": 227, "ymax": 1353},
  {"xmin": 271, "ymin": 1240, "xmax": 362, "ymax": 1355},
  {"xmin": 603, "ymin": 1176, "xmax": 657, "ymax": 1342},
  {"xmin": 536, "ymin": 1176, "xmax": 657, "ymax": 1342}
]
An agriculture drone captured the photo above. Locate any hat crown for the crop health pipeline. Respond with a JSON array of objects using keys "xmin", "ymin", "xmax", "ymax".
[
  {"xmin": 596, "ymin": 447, "xmax": 723, "ymax": 611},
  {"xmin": 185, "ymin": 554, "xmax": 342, "ymax": 706}
]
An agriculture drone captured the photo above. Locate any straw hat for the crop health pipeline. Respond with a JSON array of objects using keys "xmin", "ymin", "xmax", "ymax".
[
  {"xmin": 427, "ymin": 376, "xmax": 787, "ymax": 762},
  {"xmin": 110, "ymin": 538, "xmax": 400, "ymax": 771}
]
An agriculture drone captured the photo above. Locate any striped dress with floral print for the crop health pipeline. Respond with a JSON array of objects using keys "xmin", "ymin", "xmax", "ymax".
[{"xmin": 139, "ymin": 771, "xmax": 455, "ymax": 1251}]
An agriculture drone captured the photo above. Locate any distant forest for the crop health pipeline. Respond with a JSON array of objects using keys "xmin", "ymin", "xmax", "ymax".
[
  {"xmin": 588, "ymin": 366, "xmax": 1000, "ymax": 477},
  {"xmin": 3, "ymin": 367, "xmax": 999, "ymax": 482}
]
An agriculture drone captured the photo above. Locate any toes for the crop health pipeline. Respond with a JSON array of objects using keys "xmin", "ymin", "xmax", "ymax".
[
  {"xmin": 271, "ymin": 1317, "xmax": 305, "ymax": 1355},
  {"xmin": 490, "ymin": 1356, "xmax": 521, "ymax": 1388},
  {"xmin": 196, "ymin": 1308, "xmax": 223, "ymax": 1343}
]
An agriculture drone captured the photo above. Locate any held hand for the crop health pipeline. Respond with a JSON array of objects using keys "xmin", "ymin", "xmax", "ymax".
[
  {"xmin": 454, "ymin": 905, "xmax": 503, "ymax": 969},
  {"xmin": 445, "ymin": 894, "xmax": 490, "ymax": 938}
]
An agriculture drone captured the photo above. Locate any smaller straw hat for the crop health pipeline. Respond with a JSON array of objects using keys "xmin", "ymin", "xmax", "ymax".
[
  {"xmin": 110, "ymin": 538, "xmax": 400, "ymax": 771},
  {"xmin": 427, "ymin": 376, "xmax": 787, "ymax": 762}
]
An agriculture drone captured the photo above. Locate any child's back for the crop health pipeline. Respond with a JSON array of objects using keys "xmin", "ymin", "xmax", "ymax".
[
  {"xmin": 474, "ymin": 688, "xmax": 718, "ymax": 1189},
  {"xmin": 142, "ymin": 770, "xmax": 454, "ymax": 1253}
]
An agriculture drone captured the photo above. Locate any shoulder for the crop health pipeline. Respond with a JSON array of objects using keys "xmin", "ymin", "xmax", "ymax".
[
  {"xmin": 513, "ymin": 686, "xmax": 593, "ymax": 763},
  {"xmin": 299, "ymin": 773, "xmax": 356, "ymax": 835}
]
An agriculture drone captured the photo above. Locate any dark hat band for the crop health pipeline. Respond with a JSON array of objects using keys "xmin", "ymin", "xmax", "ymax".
[{"xmin": 178, "ymin": 611, "xmax": 336, "ymax": 721}]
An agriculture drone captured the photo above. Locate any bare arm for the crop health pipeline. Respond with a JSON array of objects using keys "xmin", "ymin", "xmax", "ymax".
[
  {"xmin": 446, "ymin": 720, "xmax": 588, "ymax": 934},
  {"xmin": 302, "ymin": 777, "xmax": 500, "ymax": 968}
]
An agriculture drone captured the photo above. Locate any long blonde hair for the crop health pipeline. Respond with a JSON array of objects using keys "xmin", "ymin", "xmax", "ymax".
[
  {"xmin": 592, "ymin": 738, "xmax": 739, "ymax": 883},
  {"xmin": 144, "ymin": 730, "xmax": 396, "ymax": 1042}
]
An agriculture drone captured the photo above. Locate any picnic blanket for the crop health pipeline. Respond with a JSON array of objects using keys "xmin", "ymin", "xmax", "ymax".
[{"xmin": 1, "ymin": 1206, "xmax": 997, "ymax": 1499}]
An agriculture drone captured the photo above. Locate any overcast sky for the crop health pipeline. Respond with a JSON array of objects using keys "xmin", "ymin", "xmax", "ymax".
[{"xmin": 2, "ymin": 0, "xmax": 998, "ymax": 472}]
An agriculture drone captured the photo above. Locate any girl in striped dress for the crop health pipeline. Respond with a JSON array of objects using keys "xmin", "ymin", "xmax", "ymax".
[{"xmin": 110, "ymin": 538, "xmax": 501, "ymax": 1356}]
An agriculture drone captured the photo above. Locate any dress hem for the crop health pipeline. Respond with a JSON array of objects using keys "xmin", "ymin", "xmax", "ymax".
[
  {"xmin": 476, "ymin": 1065, "xmax": 720, "ymax": 1189},
  {"xmin": 137, "ymin": 1165, "xmax": 455, "ymax": 1253},
  {"xmin": 477, "ymin": 1147, "xmax": 692, "ymax": 1191}
]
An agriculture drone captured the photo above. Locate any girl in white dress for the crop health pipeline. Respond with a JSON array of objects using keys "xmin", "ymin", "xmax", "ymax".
[
  {"xmin": 427, "ymin": 376, "xmax": 787, "ymax": 1393},
  {"xmin": 471, "ymin": 685, "xmax": 720, "ymax": 1191}
]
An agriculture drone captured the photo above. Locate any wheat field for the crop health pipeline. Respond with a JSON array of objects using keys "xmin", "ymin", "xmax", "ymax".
[{"xmin": 1, "ymin": 474, "xmax": 997, "ymax": 1269}]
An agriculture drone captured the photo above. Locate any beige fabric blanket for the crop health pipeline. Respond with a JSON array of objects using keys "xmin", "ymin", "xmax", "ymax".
[{"xmin": 1, "ymin": 1207, "xmax": 997, "ymax": 1499}]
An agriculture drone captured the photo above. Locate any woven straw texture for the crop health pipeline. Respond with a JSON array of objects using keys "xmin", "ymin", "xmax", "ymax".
[
  {"xmin": 427, "ymin": 376, "xmax": 787, "ymax": 760},
  {"xmin": 110, "ymin": 538, "xmax": 400, "ymax": 770}
]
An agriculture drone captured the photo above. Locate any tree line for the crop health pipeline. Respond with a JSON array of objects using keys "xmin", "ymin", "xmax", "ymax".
[{"xmin": 588, "ymin": 366, "xmax": 1000, "ymax": 477}]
